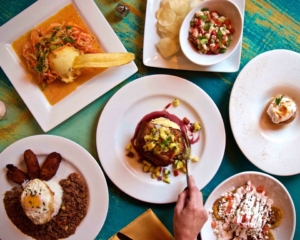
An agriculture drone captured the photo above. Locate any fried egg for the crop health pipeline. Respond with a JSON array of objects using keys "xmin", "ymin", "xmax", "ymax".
[{"xmin": 21, "ymin": 178, "xmax": 63, "ymax": 225}]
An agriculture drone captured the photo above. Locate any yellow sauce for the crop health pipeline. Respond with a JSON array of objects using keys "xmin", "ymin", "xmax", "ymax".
[{"xmin": 12, "ymin": 4, "xmax": 106, "ymax": 105}]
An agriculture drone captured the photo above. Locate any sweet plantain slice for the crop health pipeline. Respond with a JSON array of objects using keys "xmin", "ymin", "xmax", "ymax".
[
  {"xmin": 24, "ymin": 149, "xmax": 40, "ymax": 180},
  {"xmin": 40, "ymin": 152, "xmax": 62, "ymax": 181},
  {"xmin": 212, "ymin": 197, "xmax": 224, "ymax": 220},
  {"xmin": 6, "ymin": 164, "xmax": 29, "ymax": 184},
  {"xmin": 269, "ymin": 206, "xmax": 284, "ymax": 229}
]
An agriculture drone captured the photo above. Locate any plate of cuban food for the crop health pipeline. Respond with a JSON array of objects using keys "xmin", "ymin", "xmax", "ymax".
[
  {"xmin": 0, "ymin": 135, "xmax": 109, "ymax": 239},
  {"xmin": 0, "ymin": 0, "xmax": 137, "ymax": 132},
  {"xmin": 96, "ymin": 74, "xmax": 225, "ymax": 203},
  {"xmin": 229, "ymin": 50, "xmax": 300, "ymax": 176},
  {"xmin": 201, "ymin": 171, "xmax": 296, "ymax": 240},
  {"xmin": 143, "ymin": 0, "xmax": 245, "ymax": 72}
]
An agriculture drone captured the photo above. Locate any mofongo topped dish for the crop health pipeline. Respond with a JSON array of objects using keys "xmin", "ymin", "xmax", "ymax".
[
  {"xmin": 96, "ymin": 75, "xmax": 225, "ymax": 203},
  {"xmin": 0, "ymin": 0, "xmax": 137, "ymax": 132},
  {"xmin": 179, "ymin": 0, "xmax": 242, "ymax": 66}
]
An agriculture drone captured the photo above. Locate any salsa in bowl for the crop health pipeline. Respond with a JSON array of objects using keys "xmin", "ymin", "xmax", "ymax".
[{"xmin": 179, "ymin": 0, "xmax": 242, "ymax": 66}]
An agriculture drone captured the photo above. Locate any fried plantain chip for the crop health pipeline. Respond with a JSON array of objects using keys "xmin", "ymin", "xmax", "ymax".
[
  {"xmin": 24, "ymin": 149, "xmax": 40, "ymax": 180},
  {"xmin": 40, "ymin": 152, "xmax": 62, "ymax": 181},
  {"xmin": 6, "ymin": 164, "xmax": 29, "ymax": 184},
  {"xmin": 72, "ymin": 52, "xmax": 135, "ymax": 68}
]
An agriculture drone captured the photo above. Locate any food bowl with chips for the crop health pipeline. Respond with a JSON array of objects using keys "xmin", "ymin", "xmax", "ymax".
[
  {"xmin": 201, "ymin": 171, "xmax": 296, "ymax": 240},
  {"xmin": 179, "ymin": 0, "xmax": 243, "ymax": 66}
]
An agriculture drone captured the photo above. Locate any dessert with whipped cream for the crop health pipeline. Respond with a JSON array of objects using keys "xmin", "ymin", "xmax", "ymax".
[
  {"xmin": 210, "ymin": 181, "xmax": 283, "ymax": 240},
  {"xmin": 267, "ymin": 95, "xmax": 297, "ymax": 124}
]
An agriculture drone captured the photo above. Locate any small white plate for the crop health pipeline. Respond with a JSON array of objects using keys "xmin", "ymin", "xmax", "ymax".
[
  {"xmin": 96, "ymin": 74, "xmax": 225, "ymax": 203},
  {"xmin": 229, "ymin": 50, "xmax": 300, "ymax": 176},
  {"xmin": 143, "ymin": 0, "xmax": 245, "ymax": 72},
  {"xmin": 0, "ymin": 135, "xmax": 109, "ymax": 240},
  {"xmin": 0, "ymin": 0, "xmax": 137, "ymax": 132},
  {"xmin": 201, "ymin": 171, "xmax": 296, "ymax": 240}
]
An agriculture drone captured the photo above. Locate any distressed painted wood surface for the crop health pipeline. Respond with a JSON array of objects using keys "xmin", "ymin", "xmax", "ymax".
[{"xmin": 0, "ymin": 0, "xmax": 299, "ymax": 239}]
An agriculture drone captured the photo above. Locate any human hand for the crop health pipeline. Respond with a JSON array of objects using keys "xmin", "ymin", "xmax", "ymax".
[{"xmin": 173, "ymin": 175, "xmax": 208, "ymax": 240}]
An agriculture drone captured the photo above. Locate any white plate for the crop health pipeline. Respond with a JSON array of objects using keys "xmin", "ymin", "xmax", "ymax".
[
  {"xmin": 201, "ymin": 171, "xmax": 296, "ymax": 240},
  {"xmin": 229, "ymin": 50, "xmax": 300, "ymax": 176},
  {"xmin": 0, "ymin": 135, "xmax": 109, "ymax": 239},
  {"xmin": 143, "ymin": 0, "xmax": 245, "ymax": 72},
  {"xmin": 96, "ymin": 74, "xmax": 225, "ymax": 203},
  {"xmin": 0, "ymin": 0, "xmax": 137, "ymax": 132}
]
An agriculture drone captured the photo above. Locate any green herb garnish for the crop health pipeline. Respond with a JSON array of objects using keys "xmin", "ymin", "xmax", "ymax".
[
  {"xmin": 162, "ymin": 137, "xmax": 171, "ymax": 146},
  {"xmin": 200, "ymin": 15, "xmax": 208, "ymax": 21},
  {"xmin": 201, "ymin": 8, "xmax": 209, "ymax": 11},
  {"xmin": 65, "ymin": 25, "xmax": 72, "ymax": 29},
  {"xmin": 275, "ymin": 95, "xmax": 284, "ymax": 105},
  {"xmin": 204, "ymin": 23, "xmax": 211, "ymax": 31},
  {"xmin": 63, "ymin": 37, "xmax": 75, "ymax": 44},
  {"xmin": 217, "ymin": 30, "xmax": 223, "ymax": 39}
]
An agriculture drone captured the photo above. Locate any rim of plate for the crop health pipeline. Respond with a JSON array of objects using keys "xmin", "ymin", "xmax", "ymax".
[
  {"xmin": 229, "ymin": 49, "xmax": 300, "ymax": 176},
  {"xmin": 0, "ymin": 135, "xmax": 108, "ymax": 239},
  {"xmin": 96, "ymin": 74, "xmax": 226, "ymax": 203},
  {"xmin": 201, "ymin": 171, "xmax": 296, "ymax": 240}
]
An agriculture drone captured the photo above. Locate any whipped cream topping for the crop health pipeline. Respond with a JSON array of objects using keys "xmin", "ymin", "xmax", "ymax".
[
  {"xmin": 267, "ymin": 95, "xmax": 297, "ymax": 123},
  {"xmin": 211, "ymin": 181, "xmax": 274, "ymax": 240}
]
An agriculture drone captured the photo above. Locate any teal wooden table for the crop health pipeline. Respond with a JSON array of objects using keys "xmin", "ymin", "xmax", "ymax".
[{"xmin": 1, "ymin": 0, "xmax": 299, "ymax": 239}]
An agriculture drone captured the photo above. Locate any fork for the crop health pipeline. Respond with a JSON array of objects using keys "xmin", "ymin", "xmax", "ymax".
[{"xmin": 182, "ymin": 127, "xmax": 191, "ymax": 188}]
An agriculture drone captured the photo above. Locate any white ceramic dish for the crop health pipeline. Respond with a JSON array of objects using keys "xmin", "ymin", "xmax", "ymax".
[
  {"xmin": 229, "ymin": 50, "xmax": 300, "ymax": 176},
  {"xmin": 143, "ymin": 0, "xmax": 245, "ymax": 72},
  {"xmin": 201, "ymin": 171, "xmax": 296, "ymax": 240},
  {"xmin": 179, "ymin": 0, "xmax": 242, "ymax": 66},
  {"xmin": 0, "ymin": 0, "xmax": 137, "ymax": 132},
  {"xmin": 0, "ymin": 135, "xmax": 109, "ymax": 240},
  {"xmin": 96, "ymin": 74, "xmax": 225, "ymax": 203}
]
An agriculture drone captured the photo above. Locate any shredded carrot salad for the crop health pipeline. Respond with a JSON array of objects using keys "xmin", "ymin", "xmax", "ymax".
[{"xmin": 22, "ymin": 22, "xmax": 99, "ymax": 86}]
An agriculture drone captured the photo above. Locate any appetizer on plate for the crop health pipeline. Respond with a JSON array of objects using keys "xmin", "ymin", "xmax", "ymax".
[
  {"xmin": 4, "ymin": 149, "xmax": 88, "ymax": 239},
  {"xmin": 267, "ymin": 94, "xmax": 297, "ymax": 124},
  {"xmin": 210, "ymin": 181, "xmax": 283, "ymax": 240}
]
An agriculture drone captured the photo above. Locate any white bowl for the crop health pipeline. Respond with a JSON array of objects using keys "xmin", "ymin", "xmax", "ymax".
[
  {"xmin": 179, "ymin": 0, "xmax": 243, "ymax": 66},
  {"xmin": 201, "ymin": 171, "xmax": 296, "ymax": 240}
]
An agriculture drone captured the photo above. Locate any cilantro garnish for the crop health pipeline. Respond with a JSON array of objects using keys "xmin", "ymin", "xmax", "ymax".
[
  {"xmin": 63, "ymin": 37, "xmax": 75, "ymax": 44},
  {"xmin": 275, "ymin": 95, "xmax": 284, "ymax": 105},
  {"xmin": 162, "ymin": 137, "xmax": 171, "ymax": 146}
]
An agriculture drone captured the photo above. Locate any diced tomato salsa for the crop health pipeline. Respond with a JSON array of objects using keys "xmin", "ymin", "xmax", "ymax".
[{"xmin": 188, "ymin": 8, "xmax": 234, "ymax": 54}]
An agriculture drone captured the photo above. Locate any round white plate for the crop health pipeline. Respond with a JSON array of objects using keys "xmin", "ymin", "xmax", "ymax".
[
  {"xmin": 229, "ymin": 49, "xmax": 300, "ymax": 175},
  {"xmin": 0, "ymin": 135, "xmax": 108, "ymax": 239},
  {"xmin": 96, "ymin": 74, "xmax": 225, "ymax": 203},
  {"xmin": 201, "ymin": 171, "xmax": 296, "ymax": 240}
]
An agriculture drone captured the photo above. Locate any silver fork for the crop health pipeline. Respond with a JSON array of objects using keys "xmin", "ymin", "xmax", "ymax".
[{"xmin": 182, "ymin": 127, "xmax": 191, "ymax": 188}]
